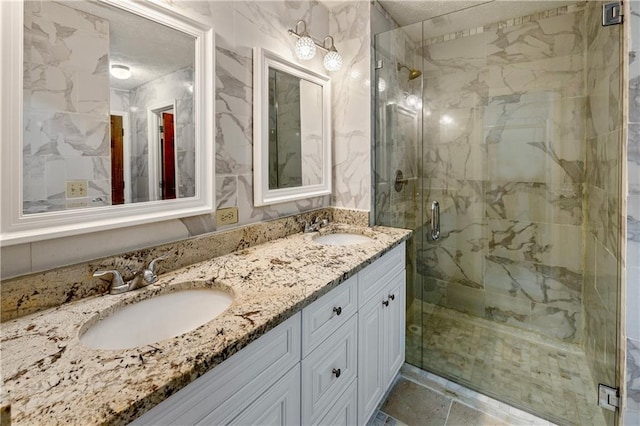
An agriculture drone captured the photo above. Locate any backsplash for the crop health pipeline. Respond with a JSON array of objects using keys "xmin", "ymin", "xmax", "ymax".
[
  {"xmin": 1, "ymin": 0, "xmax": 373, "ymax": 279},
  {"xmin": 0, "ymin": 207, "xmax": 369, "ymax": 322}
]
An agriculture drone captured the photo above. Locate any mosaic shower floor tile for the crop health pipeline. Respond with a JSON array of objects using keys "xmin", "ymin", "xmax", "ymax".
[{"xmin": 406, "ymin": 302, "xmax": 607, "ymax": 426}]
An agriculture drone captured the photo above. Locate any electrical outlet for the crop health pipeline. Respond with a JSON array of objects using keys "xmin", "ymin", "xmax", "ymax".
[
  {"xmin": 216, "ymin": 207, "xmax": 238, "ymax": 225},
  {"xmin": 66, "ymin": 180, "xmax": 88, "ymax": 199}
]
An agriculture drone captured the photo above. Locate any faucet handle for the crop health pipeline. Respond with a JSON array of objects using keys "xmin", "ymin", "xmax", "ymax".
[
  {"xmin": 143, "ymin": 255, "xmax": 169, "ymax": 284},
  {"xmin": 147, "ymin": 254, "xmax": 169, "ymax": 274},
  {"xmin": 93, "ymin": 270, "xmax": 128, "ymax": 294},
  {"xmin": 93, "ymin": 270, "xmax": 124, "ymax": 286}
]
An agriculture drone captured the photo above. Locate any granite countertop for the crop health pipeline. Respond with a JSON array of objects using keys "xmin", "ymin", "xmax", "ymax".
[{"xmin": 1, "ymin": 224, "xmax": 410, "ymax": 425}]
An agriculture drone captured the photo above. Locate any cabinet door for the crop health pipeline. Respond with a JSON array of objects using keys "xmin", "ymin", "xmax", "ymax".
[
  {"xmin": 357, "ymin": 294, "xmax": 385, "ymax": 425},
  {"xmin": 316, "ymin": 378, "xmax": 357, "ymax": 426},
  {"xmin": 216, "ymin": 365, "xmax": 301, "ymax": 426},
  {"xmin": 383, "ymin": 271, "xmax": 406, "ymax": 388}
]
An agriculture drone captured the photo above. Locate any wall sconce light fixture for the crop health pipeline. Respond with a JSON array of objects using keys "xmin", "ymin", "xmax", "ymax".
[{"xmin": 288, "ymin": 20, "xmax": 342, "ymax": 72}]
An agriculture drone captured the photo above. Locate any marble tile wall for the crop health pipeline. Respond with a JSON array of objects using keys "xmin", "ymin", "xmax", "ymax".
[
  {"xmin": 412, "ymin": 4, "xmax": 588, "ymax": 343},
  {"xmin": 22, "ymin": 1, "xmax": 111, "ymax": 213},
  {"xmin": 3, "ymin": 0, "xmax": 373, "ymax": 279},
  {"xmin": 582, "ymin": 4, "xmax": 624, "ymax": 424},
  {"xmin": 328, "ymin": 1, "xmax": 373, "ymax": 211},
  {"xmin": 625, "ymin": 1, "xmax": 640, "ymax": 424}
]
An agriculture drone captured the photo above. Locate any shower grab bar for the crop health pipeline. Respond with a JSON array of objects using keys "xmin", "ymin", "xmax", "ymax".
[{"xmin": 431, "ymin": 201, "xmax": 440, "ymax": 240}]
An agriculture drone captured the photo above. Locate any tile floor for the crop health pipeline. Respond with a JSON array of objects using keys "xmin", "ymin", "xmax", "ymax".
[
  {"xmin": 368, "ymin": 369, "xmax": 553, "ymax": 426},
  {"xmin": 403, "ymin": 302, "xmax": 607, "ymax": 426}
]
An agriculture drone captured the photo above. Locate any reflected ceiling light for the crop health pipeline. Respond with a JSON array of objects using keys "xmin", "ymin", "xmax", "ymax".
[
  {"xmin": 110, "ymin": 64, "xmax": 131, "ymax": 80},
  {"xmin": 377, "ymin": 78, "xmax": 386, "ymax": 92},
  {"xmin": 288, "ymin": 20, "xmax": 342, "ymax": 72},
  {"xmin": 405, "ymin": 94, "xmax": 419, "ymax": 107}
]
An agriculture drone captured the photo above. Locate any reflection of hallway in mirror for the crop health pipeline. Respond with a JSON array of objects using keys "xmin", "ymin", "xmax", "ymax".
[
  {"xmin": 110, "ymin": 115, "xmax": 125, "ymax": 205},
  {"xmin": 161, "ymin": 112, "xmax": 176, "ymax": 200}
]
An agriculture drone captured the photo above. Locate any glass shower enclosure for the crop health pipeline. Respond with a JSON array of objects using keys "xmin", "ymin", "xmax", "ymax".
[{"xmin": 373, "ymin": 2, "xmax": 624, "ymax": 425}]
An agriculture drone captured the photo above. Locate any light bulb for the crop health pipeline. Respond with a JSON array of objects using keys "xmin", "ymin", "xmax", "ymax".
[
  {"xmin": 323, "ymin": 50, "xmax": 342, "ymax": 71},
  {"xmin": 110, "ymin": 64, "xmax": 131, "ymax": 80},
  {"xmin": 378, "ymin": 78, "xmax": 386, "ymax": 92},
  {"xmin": 295, "ymin": 36, "xmax": 316, "ymax": 60}
]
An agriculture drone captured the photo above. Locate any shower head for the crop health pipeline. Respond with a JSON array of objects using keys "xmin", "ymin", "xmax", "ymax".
[{"xmin": 397, "ymin": 63, "xmax": 422, "ymax": 81}]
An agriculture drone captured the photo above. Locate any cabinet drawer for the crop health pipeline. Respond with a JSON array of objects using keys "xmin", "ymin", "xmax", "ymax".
[
  {"xmin": 358, "ymin": 243, "xmax": 405, "ymax": 307},
  {"xmin": 315, "ymin": 378, "xmax": 357, "ymax": 426},
  {"xmin": 133, "ymin": 312, "xmax": 301, "ymax": 425},
  {"xmin": 302, "ymin": 275, "xmax": 357, "ymax": 357},
  {"xmin": 302, "ymin": 315, "xmax": 358, "ymax": 425}
]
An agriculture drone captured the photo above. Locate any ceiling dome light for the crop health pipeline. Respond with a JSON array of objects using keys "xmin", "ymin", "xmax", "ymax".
[{"xmin": 110, "ymin": 64, "xmax": 131, "ymax": 80}]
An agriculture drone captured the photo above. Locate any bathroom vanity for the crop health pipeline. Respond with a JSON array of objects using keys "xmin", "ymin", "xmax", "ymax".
[{"xmin": 1, "ymin": 222, "xmax": 410, "ymax": 425}]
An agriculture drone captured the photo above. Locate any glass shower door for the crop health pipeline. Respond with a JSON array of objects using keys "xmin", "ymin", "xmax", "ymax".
[
  {"xmin": 373, "ymin": 22, "xmax": 424, "ymax": 367},
  {"xmin": 373, "ymin": 2, "xmax": 623, "ymax": 425}
]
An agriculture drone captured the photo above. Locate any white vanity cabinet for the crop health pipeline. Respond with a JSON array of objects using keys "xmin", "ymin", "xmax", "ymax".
[
  {"xmin": 133, "ymin": 312, "xmax": 302, "ymax": 425},
  {"xmin": 357, "ymin": 244, "xmax": 406, "ymax": 425},
  {"xmin": 133, "ymin": 242, "xmax": 406, "ymax": 426}
]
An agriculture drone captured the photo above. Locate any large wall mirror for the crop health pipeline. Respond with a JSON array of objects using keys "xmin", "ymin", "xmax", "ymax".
[
  {"xmin": 253, "ymin": 48, "xmax": 331, "ymax": 206},
  {"xmin": 0, "ymin": 0, "xmax": 214, "ymax": 245}
]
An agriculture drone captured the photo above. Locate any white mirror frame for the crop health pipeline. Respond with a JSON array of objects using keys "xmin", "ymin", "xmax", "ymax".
[
  {"xmin": 0, "ymin": 0, "xmax": 215, "ymax": 246},
  {"xmin": 253, "ymin": 48, "xmax": 331, "ymax": 207}
]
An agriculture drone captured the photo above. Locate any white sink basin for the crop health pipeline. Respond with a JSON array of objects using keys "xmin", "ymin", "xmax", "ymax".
[
  {"xmin": 80, "ymin": 289, "xmax": 233, "ymax": 350},
  {"xmin": 314, "ymin": 233, "xmax": 374, "ymax": 246}
]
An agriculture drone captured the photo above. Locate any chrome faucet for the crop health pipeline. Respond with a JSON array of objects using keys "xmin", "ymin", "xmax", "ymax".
[
  {"xmin": 93, "ymin": 255, "xmax": 168, "ymax": 295},
  {"xmin": 301, "ymin": 216, "xmax": 330, "ymax": 233}
]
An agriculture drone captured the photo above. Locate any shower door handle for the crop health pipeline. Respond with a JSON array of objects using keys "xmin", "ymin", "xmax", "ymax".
[{"xmin": 431, "ymin": 201, "xmax": 440, "ymax": 240}]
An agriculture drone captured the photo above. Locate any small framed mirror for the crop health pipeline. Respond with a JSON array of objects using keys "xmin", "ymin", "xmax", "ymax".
[
  {"xmin": 1, "ymin": 0, "xmax": 214, "ymax": 245},
  {"xmin": 253, "ymin": 48, "xmax": 331, "ymax": 206}
]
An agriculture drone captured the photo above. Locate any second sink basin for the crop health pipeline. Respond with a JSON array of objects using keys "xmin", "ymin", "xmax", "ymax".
[
  {"xmin": 80, "ymin": 288, "xmax": 233, "ymax": 350},
  {"xmin": 314, "ymin": 233, "xmax": 374, "ymax": 246}
]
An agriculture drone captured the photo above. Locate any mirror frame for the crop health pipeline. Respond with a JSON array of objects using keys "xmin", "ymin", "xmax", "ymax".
[
  {"xmin": 253, "ymin": 48, "xmax": 331, "ymax": 207},
  {"xmin": 0, "ymin": 0, "xmax": 215, "ymax": 246}
]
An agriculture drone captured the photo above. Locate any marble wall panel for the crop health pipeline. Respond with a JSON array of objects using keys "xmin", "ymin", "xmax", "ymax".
[
  {"xmin": 423, "ymin": 69, "xmax": 489, "ymax": 111},
  {"xmin": 422, "ymin": 32, "xmax": 487, "ymax": 75},
  {"xmin": 486, "ymin": 9, "xmax": 585, "ymax": 65},
  {"xmin": 23, "ymin": 2, "xmax": 111, "ymax": 212},
  {"xmin": 484, "ymin": 182, "xmax": 583, "ymax": 225},
  {"xmin": 488, "ymin": 54, "xmax": 584, "ymax": 99},
  {"xmin": 628, "ymin": 339, "xmax": 640, "ymax": 412},
  {"xmin": 331, "ymin": 34, "xmax": 372, "ymax": 210},
  {"xmin": 485, "ymin": 219, "xmax": 583, "ymax": 271}
]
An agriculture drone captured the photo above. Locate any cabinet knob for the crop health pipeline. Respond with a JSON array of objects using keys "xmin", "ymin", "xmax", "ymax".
[
  {"xmin": 332, "ymin": 368, "xmax": 341, "ymax": 378},
  {"xmin": 388, "ymin": 294, "xmax": 395, "ymax": 301},
  {"xmin": 382, "ymin": 300, "xmax": 389, "ymax": 307},
  {"xmin": 333, "ymin": 306, "xmax": 342, "ymax": 316}
]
